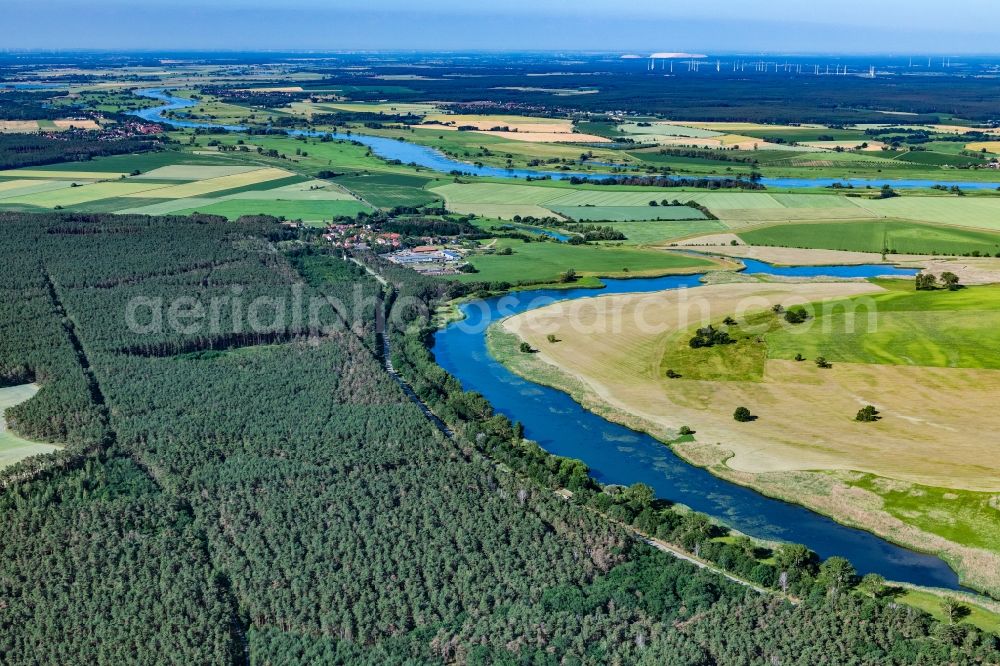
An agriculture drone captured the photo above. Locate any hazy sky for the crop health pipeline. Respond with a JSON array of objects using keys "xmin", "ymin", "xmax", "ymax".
[{"xmin": 5, "ymin": 0, "xmax": 1000, "ymax": 53}]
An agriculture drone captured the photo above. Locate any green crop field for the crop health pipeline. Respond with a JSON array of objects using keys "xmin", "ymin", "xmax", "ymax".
[
  {"xmin": 766, "ymin": 280, "xmax": 1000, "ymax": 369},
  {"xmin": 548, "ymin": 205, "xmax": 707, "ymax": 221},
  {"xmin": 335, "ymin": 172, "xmax": 441, "ymax": 208},
  {"xmin": 739, "ymin": 219, "xmax": 1000, "ymax": 255},
  {"xmin": 895, "ymin": 151, "xmax": 984, "ymax": 167},
  {"xmin": 432, "ymin": 182, "xmax": 566, "ymax": 205},
  {"xmin": 858, "ymin": 196, "xmax": 1000, "ymax": 231},
  {"xmin": 172, "ymin": 198, "xmax": 372, "ymax": 222},
  {"xmin": 455, "ymin": 237, "xmax": 714, "ymax": 284},
  {"xmin": 588, "ymin": 219, "xmax": 727, "ymax": 245}
]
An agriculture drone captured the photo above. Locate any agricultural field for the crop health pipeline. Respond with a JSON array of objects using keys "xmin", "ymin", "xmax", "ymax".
[
  {"xmin": 332, "ymin": 172, "xmax": 441, "ymax": 208},
  {"xmin": 497, "ymin": 275, "xmax": 1000, "ymax": 589},
  {"xmin": 858, "ymin": 197, "xmax": 1000, "ymax": 231},
  {"xmin": 431, "ymin": 181, "xmax": 890, "ymax": 224},
  {"xmin": 549, "ymin": 205, "xmax": 707, "ymax": 221},
  {"xmin": 455, "ymin": 237, "xmax": 717, "ymax": 284},
  {"xmin": 739, "ymin": 219, "xmax": 1000, "ymax": 256},
  {"xmin": 0, "ymin": 119, "xmax": 100, "ymax": 132},
  {"xmin": 0, "ymin": 151, "xmax": 372, "ymax": 222},
  {"xmin": 0, "ymin": 384, "xmax": 60, "ymax": 469},
  {"xmin": 766, "ymin": 280, "xmax": 1000, "ymax": 369}
]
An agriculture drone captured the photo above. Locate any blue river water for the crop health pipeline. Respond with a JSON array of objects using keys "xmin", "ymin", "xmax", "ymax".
[
  {"xmin": 133, "ymin": 89, "xmax": 1000, "ymax": 191},
  {"xmin": 135, "ymin": 87, "xmax": 970, "ymax": 588},
  {"xmin": 432, "ymin": 260, "xmax": 968, "ymax": 590}
]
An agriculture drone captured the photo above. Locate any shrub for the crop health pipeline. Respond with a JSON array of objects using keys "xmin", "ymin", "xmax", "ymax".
[
  {"xmin": 855, "ymin": 405, "xmax": 880, "ymax": 422},
  {"xmin": 784, "ymin": 307, "xmax": 808, "ymax": 324}
]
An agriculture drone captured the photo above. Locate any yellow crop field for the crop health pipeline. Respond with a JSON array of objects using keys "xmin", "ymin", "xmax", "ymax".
[
  {"xmin": 423, "ymin": 113, "xmax": 573, "ymax": 133},
  {"xmin": 133, "ymin": 165, "xmax": 263, "ymax": 180},
  {"xmin": 0, "ymin": 179, "xmax": 41, "ymax": 193},
  {"xmin": 473, "ymin": 130, "xmax": 610, "ymax": 143},
  {"xmin": 0, "ymin": 120, "xmax": 41, "ymax": 133},
  {"xmin": 2, "ymin": 181, "xmax": 171, "ymax": 208},
  {"xmin": 124, "ymin": 167, "xmax": 293, "ymax": 198},
  {"xmin": 0, "ymin": 169, "xmax": 126, "ymax": 180},
  {"xmin": 966, "ymin": 141, "xmax": 1000, "ymax": 154},
  {"xmin": 52, "ymin": 119, "xmax": 100, "ymax": 130}
]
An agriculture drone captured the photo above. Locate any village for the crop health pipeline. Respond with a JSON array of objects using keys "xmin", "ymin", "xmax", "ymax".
[{"xmin": 321, "ymin": 220, "xmax": 469, "ymax": 275}]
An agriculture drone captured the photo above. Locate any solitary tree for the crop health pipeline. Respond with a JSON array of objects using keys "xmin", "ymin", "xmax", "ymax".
[
  {"xmin": 733, "ymin": 406, "xmax": 755, "ymax": 422},
  {"xmin": 941, "ymin": 271, "xmax": 961, "ymax": 291},
  {"xmin": 519, "ymin": 342, "xmax": 534, "ymax": 353},
  {"xmin": 856, "ymin": 405, "xmax": 881, "ymax": 422},
  {"xmin": 941, "ymin": 598, "xmax": 970, "ymax": 625},
  {"xmin": 915, "ymin": 272, "xmax": 938, "ymax": 291},
  {"xmin": 819, "ymin": 556, "xmax": 857, "ymax": 595},
  {"xmin": 815, "ymin": 356, "xmax": 832, "ymax": 369},
  {"xmin": 559, "ymin": 268, "xmax": 578, "ymax": 283}
]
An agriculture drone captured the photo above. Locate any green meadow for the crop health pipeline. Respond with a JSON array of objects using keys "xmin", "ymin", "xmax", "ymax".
[
  {"xmin": 766, "ymin": 281, "xmax": 1000, "ymax": 369},
  {"xmin": 455, "ymin": 237, "xmax": 714, "ymax": 284}
]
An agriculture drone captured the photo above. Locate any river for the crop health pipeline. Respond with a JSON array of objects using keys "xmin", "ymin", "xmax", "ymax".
[
  {"xmin": 133, "ymin": 89, "xmax": 1000, "ymax": 191},
  {"xmin": 136, "ymin": 88, "xmax": 967, "ymax": 588},
  {"xmin": 433, "ymin": 259, "xmax": 965, "ymax": 590}
]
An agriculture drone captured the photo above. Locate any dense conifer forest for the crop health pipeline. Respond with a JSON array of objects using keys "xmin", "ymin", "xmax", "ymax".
[{"xmin": 1, "ymin": 211, "xmax": 998, "ymax": 664}]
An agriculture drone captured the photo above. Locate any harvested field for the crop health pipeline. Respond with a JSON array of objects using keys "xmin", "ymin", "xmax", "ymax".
[
  {"xmin": 131, "ymin": 165, "xmax": 263, "ymax": 180},
  {"xmin": 0, "ymin": 120, "xmax": 41, "ymax": 133},
  {"xmin": 472, "ymin": 130, "xmax": 610, "ymax": 143},
  {"xmin": 52, "ymin": 119, "xmax": 100, "ymax": 130},
  {"xmin": 501, "ymin": 281, "xmax": 1000, "ymax": 491},
  {"xmin": 423, "ymin": 114, "xmax": 573, "ymax": 133},
  {"xmin": 966, "ymin": 141, "xmax": 1000, "ymax": 154}
]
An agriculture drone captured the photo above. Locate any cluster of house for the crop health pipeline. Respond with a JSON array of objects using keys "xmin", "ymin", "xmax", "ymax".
[
  {"xmin": 322, "ymin": 224, "xmax": 403, "ymax": 250},
  {"xmin": 319, "ymin": 222, "xmax": 466, "ymax": 273}
]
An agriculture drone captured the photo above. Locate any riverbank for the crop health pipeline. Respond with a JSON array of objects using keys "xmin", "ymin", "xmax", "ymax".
[{"xmin": 487, "ymin": 321, "xmax": 1000, "ymax": 596}]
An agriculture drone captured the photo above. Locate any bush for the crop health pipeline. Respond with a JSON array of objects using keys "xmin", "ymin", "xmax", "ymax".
[
  {"xmin": 689, "ymin": 324, "xmax": 734, "ymax": 349},
  {"xmin": 784, "ymin": 307, "xmax": 808, "ymax": 324},
  {"xmin": 855, "ymin": 405, "xmax": 880, "ymax": 422}
]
